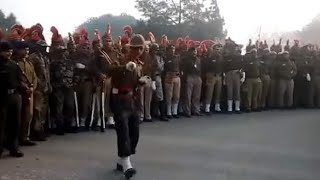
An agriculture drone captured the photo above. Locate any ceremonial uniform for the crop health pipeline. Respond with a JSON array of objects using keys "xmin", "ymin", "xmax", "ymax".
[
  {"xmin": 164, "ymin": 47, "xmax": 181, "ymax": 118},
  {"xmin": 0, "ymin": 42, "xmax": 24, "ymax": 157},
  {"xmin": 181, "ymin": 48, "xmax": 202, "ymax": 116},
  {"xmin": 259, "ymin": 52, "xmax": 274, "ymax": 109},
  {"xmin": 243, "ymin": 52, "xmax": 262, "ymax": 111},
  {"xmin": 274, "ymin": 52, "xmax": 297, "ymax": 108},
  {"xmin": 12, "ymin": 41, "xmax": 38, "ymax": 145}
]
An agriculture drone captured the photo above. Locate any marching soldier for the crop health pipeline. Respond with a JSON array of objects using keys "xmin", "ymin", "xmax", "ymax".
[
  {"xmin": 12, "ymin": 41, "xmax": 38, "ymax": 146},
  {"xmin": 0, "ymin": 41, "xmax": 24, "ymax": 158},
  {"xmin": 243, "ymin": 49, "xmax": 262, "ymax": 112},
  {"xmin": 109, "ymin": 34, "xmax": 147, "ymax": 179},
  {"xmin": 49, "ymin": 26, "xmax": 75, "ymax": 135},
  {"xmin": 274, "ymin": 51, "xmax": 297, "ymax": 108},
  {"xmin": 27, "ymin": 24, "xmax": 50, "ymax": 141},
  {"xmin": 203, "ymin": 44, "xmax": 223, "ymax": 113},
  {"xmin": 223, "ymin": 39, "xmax": 244, "ymax": 113},
  {"xmin": 181, "ymin": 42, "xmax": 202, "ymax": 117},
  {"xmin": 164, "ymin": 44, "xmax": 181, "ymax": 118},
  {"xmin": 268, "ymin": 51, "xmax": 279, "ymax": 108}
]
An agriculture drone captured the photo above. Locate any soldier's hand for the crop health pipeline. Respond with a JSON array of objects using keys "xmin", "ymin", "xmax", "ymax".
[
  {"xmin": 151, "ymin": 81, "xmax": 156, "ymax": 90},
  {"xmin": 75, "ymin": 63, "xmax": 86, "ymax": 69},
  {"xmin": 126, "ymin": 61, "xmax": 137, "ymax": 72},
  {"xmin": 99, "ymin": 74, "xmax": 107, "ymax": 80},
  {"xmin": 306, "ymin": 73, "xmax": 311, "ymax": 81}
]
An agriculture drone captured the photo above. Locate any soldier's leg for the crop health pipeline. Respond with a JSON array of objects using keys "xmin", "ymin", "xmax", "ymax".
[
  {"xmin": 261, "ymin": 76, "xmax": 270, "ymax": 109},
  {"xmin": 164, "ymin": 76, "xmax": 174, "ymax": 117},
  {"xmin": 172, "ymin": 77, "xmax": 181, "ymax": 117},
  {"xmin": 51, "ymin": 88, "xmax": 65, "ymax": 135},
  {"xmin": 185, "ymin": 76, "xmax": 193, "ymax": 116},
  {"xmin": 233, "ymin": 72, "xmax": 241, "ymax": 112},
  {"xmin": 225, "ymin": 71, "xmax": 234, "ymax": 112},
  {"xmin": 191, "ymin": 76, "xmax": 202, "ymax": 114},
  {"xmin": 20, "ymin": 93, "xmax": 34, "ymax": 144},
  {"xmin": 6, "ymin": 94, "xmax": 22, "ymax": 152},
  {"xmin": 138, "ymin": 86, "xmax": 145, "ymax": 122},
  {"xmin": 278, "ymin": 79, "xmax": 287, "ymax": 108},
  {"xmin": 252, "ymin": 79, "xmax": 262, "ymax": 110},
  {"xmin": 204, "ymin": 74, "xmax": 215, "ymax": 113},
  {"xmin": 94, "ymin": 86, "xmax": 102, "ymax": 127},
  {"xmin": 114, "ymin": 110, "xmax": 132, "ymax": 157},
  {"xmin": 246, "ymin": 79, "xmax": 253, "ymax": 111},
  {"xmin": 78, "ymin": 81, "xmax": 93, "ymax": 127},
  {"xmin": 214, "ymin": 76, "xmax": 222, "ymax": 112},
  {"xmin": 64, "ymin": 87, "xmax": 75, "ymax": 130},
  {"xmin": 144, "ymin": 79, "xmax": 153, "ymax": 121},
  {"xmin": 104, "ymin": 77, "xmax": 114, "ymax": 125},
  {"xmin": 128, "ymin": 111, "xmax": 140, "ymax": 155},
  {"xmin": 287, "ymin": 79, "xmax": 294, "ymax": 108},
  {"xmin": 0, "ymin": 105, "xmax": 7, "ymax": 155}
]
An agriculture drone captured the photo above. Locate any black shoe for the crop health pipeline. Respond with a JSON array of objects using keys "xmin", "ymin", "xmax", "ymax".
[
  {"xmin": 144, "ymin": 118, "xmax": 153, "ymax": 122},
  {"xmin": 166, "ymin": 115, "xmax": 173, "ymax": 119},
  {"xmin": 55, "ymin": 128, "xmax": 65, "ymax": 136},
  {"xmin": 116, "ymin": 163, "xmax": 123, "ymax": 171},
  {"xmin": 20, "ymin": 140, "xmax": 37, "ymax": 146},
  {"xmin": 204, "ymin": 111, "xmax": 211, "ymax": 116},
  {"xmin": 245, "ymin": 109, "xmax": 251, "ymax": 113},
  {"xmin": 31, "ymin": 132, "xmax": 48, "ymax": 142},
  {"xmin": 160, "ymin": 116, "xmax": 169, "ymax": 122},
  {"xmin": 124, "ymin": 168, "xmax": 137, "ymax": 179},
  {"xmin": 235, "ymin": 110, "xmax": 242, "ymax": 114},
  {"xmin": 9, "ymin": 150, "xmax": 24, "ymax": 158},
  {"xmin": 172, "ymin": 114, "xmax": 179, "ymax": 119},
  {"xmin": 107, "ymin": 124, "xmax": 115, "ymax": 129},
  {"xmin": 183, "ymin": 114, "xmax": 191, "ymax": 118},
  {"xmin": 0, "ymin": 150, "xmax": 3, "ymax": 158},
  {"xmin": 192, "ymin": 112, "xmax": 202, "ymax": 116}
]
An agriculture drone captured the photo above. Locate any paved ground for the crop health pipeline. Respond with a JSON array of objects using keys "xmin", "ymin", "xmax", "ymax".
[{"xmin": 0, "ymin": 109, "xmax": 320, "ymax": 180}]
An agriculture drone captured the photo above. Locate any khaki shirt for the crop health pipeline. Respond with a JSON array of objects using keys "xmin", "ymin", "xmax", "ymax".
[{"xmin": 17, "ymin": 58, "xmax": 37, "ymax": 89}]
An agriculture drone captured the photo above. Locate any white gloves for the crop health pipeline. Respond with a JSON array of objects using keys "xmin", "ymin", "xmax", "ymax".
[
  {"xmin": 151, "ymin": 81, "xmax": 156, "ymax": 90},
  {"xmin": 240, "ymin": 72, "xmax": 246, "ymax": 83},
  {"xmin": 126, "ymin": 61, "xmax": 137, "ymax": 72},
  {"xmin": 139, "ymin": 76, "xmax": 151, "ymax": 85},
  {"xmin": 75, "ymin": 63, "xmax": 86, "ymax": 69},
  {"xmin": 306, "ymin": 73, "xmax": 311, "ymax": 81}
]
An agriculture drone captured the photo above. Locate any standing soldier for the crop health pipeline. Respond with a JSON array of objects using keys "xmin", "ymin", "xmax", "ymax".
[
  {"xmin": 181, "ymin": 41, "xmax": 202, "ymax": 117},
  {"xmin": 259, "ymin": 49, "xmax": 274, "ymax": 110},
  {"xmin": 203, "ymin": 43, "xmax": 223, "ymax": 114},
  {"xmin": 293, "ymin": 45, "xmax": 313, "ymax": 108},
  {"xmin": 243, "ymin": 49, "xmax": 262, "ymax": 112},
  {"xmin": 0, "ymin": 41, "xmax": 24, "ymax": 158},
  {"xmin": 12, "ymin": 41, "xmax": 38, "ymax": 146},
  {"xmin": 164, "ymin": 44, "xmax": 181, "ymax": 119},
  {"xmin": 149, "ymin": 43, "xmax": 168, "ymax": 121},
  {"xmin": 310, "ymin": 52, "xmax": 320, "ymax": 108},
  {"xmin": 49, "ymin": 26, "xmax": 75, "ymax": 135},
  {"xmin": 109, "ymin": 34, "xmax": 147, "ymax": 179},
  {"xmin": 275, "ymin": 51, "xmax": 297, "ymax": 109},
  {"xmin": 70, "ymin": 30, "xmax": 93, "ymax": 129},
  {"xmin": 223, "ymin": 39, "xmax": 244, "ymax": 113}
]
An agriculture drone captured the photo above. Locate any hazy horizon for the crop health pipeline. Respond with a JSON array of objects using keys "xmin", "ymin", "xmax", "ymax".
[{"xmin": 1, "ymin": 0, "xmax": 320, "ymax": 44}]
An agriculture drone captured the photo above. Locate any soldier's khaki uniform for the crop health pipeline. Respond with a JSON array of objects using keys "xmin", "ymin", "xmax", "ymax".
[
  {"xmin": 224, "ymin": 53, "xmax": 243, "ymax": 112},
  {"xmin": 16, "ymin": 58, "xmax": 37, "ymax": 142},
  {"xmin": 243, "ymin": 57, "xmax": 262, "ymax": 111},
  {"xmin": 202, "ymin": 52, "xmax": 223, "ymax": 112},
  {"xmin": 164, "ymin": 54, "xmax": 181, "ymax": 117},
  {"xmin": 275, "ymin": 57, "xmax": 297, "ymax": 108},
  {"xmin": 138, "ymin": 53, "xmax": 153, "ymax": 121},
  {"xmin": 181, "ymin": 54, "xmax": 202, "ymax": 116},
  {"xmin": 259, "ymin": 55, "xmax": 273, "ymax": 109}
]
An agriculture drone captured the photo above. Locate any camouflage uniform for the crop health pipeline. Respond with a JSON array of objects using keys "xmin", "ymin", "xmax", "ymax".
[{"xmin": 50, "ymin": 50, "xmax": 75, "ymax": 134}]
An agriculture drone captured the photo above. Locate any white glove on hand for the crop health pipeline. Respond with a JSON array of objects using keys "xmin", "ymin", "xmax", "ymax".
[
  {"xmin": 75, "ymin": 63, "xmax": 86, "ymax": 69},
  {"xmin": 240, "ymin": 72, "xmax": 246, "ymax": 83},
  {"xmin": 306, "ymin": 73, "xmax": 311, "ymax": 81},
  {"xmin": 126, "ymin": 61, "xmax": 137, "ymax": 72},
  {"xmin": 139, "ymin": 76, "xmax": 151, "ymax": 85},
  {"xmin": 151, "ymin": 81, "xmax": 156, "ymax": 90}
]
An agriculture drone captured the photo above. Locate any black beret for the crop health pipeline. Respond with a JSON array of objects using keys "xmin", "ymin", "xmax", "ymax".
[
  {"xmin": 0, "ymin": 41, "xmax": 13, "ymax": 52},
  {"xmin": 11, "ymin": 41, "xmax": 29, "ymax": 49}
]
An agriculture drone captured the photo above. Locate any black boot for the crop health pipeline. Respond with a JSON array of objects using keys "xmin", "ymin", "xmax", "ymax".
[{"xmin": 159, "ymin": 101, "xmax": 169, "ymax": 121}]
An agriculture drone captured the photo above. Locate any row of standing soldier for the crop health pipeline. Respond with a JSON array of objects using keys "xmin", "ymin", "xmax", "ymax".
[{"xmin": 1, "ymin": 23, "xmax": 320, "ymax": 160}]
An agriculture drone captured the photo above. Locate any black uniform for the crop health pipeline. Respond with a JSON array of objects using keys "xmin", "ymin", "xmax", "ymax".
[{"xmin": 0, "ymin": 55, "xmax": 23, "ymax": 157}]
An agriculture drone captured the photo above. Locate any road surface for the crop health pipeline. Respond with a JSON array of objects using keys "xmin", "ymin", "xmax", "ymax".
[{"xmin": 0, "ymin": 109, "xmax": 319, "ymax": 180}]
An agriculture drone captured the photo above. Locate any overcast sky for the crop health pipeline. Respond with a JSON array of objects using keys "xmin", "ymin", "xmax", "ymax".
[{"xmin": 1, "ymin": 0, "xmax": 320, "ymax": 44}]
